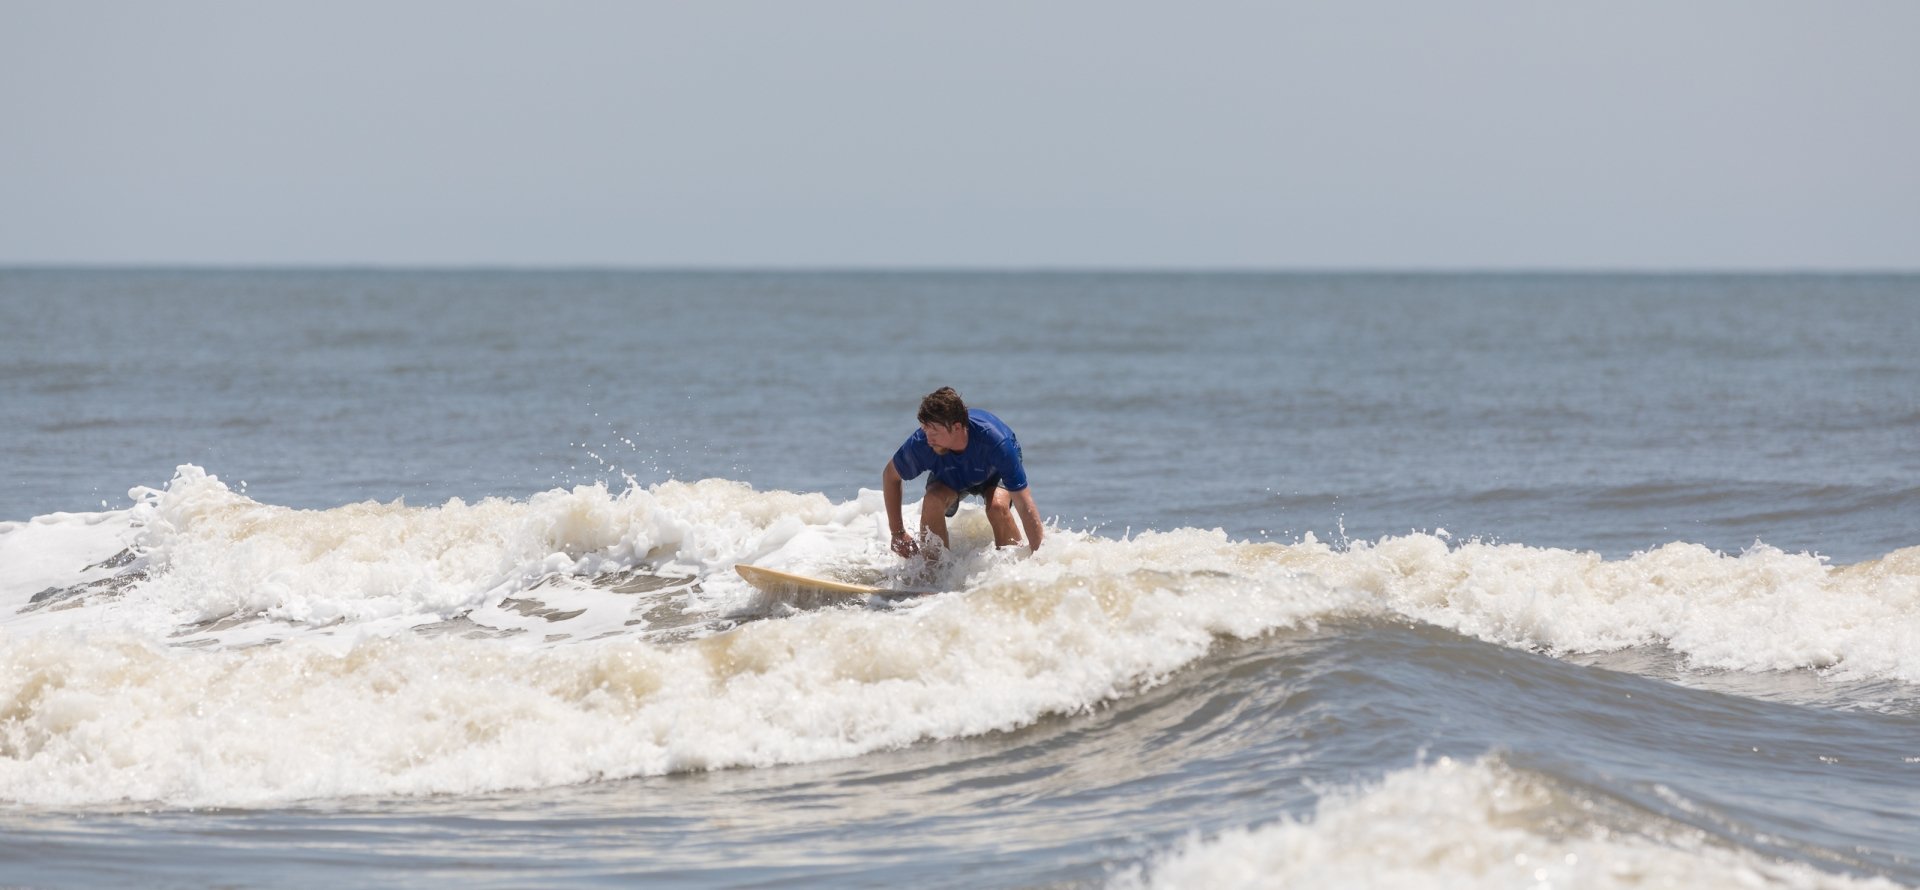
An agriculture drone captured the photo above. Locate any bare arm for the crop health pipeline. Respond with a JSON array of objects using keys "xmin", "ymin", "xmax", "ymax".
[
  {"xmin": 1011, "ymin": 487, "xmax": 1044, "ymax": 551},
  {"xmin": 882, "ymin": 461, "xmax": 917, "ymax": 556}
]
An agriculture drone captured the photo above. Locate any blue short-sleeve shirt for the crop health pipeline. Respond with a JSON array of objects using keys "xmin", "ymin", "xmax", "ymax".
[{"xmin": 892, "ymin": 409, "xmax": 1029, "ymax": 493}]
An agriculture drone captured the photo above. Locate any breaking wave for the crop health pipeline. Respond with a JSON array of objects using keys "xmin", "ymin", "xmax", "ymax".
[{"xmin": 0, "ymin": 466, "xmax": 1914, "ymax": 807}]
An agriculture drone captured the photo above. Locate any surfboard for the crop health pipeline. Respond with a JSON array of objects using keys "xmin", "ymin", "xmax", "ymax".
[{"xmin": 734, "ymin": 564, "xmax": 929, "ymax": 599}]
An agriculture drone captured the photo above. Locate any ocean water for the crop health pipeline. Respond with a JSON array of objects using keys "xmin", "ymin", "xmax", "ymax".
[{"xmin": 0, "ymin": 269, "xmax": 1916, "ymax": 888}]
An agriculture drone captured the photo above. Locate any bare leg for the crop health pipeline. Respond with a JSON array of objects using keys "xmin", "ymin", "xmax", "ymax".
[
  {"xmin": 984, "ymin": 487, "xmax": 1021, "ymax": 547},
  {"xmin": 919, "ymin": 482, "xmax": 958, "ymax": 550}
]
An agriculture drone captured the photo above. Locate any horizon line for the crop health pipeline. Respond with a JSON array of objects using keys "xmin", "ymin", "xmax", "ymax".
[{"xmin": 3, "ymin": 262, "xmax": 1917, "ymax": 277}]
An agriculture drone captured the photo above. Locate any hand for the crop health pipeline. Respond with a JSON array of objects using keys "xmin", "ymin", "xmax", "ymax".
[{"xmin": 891, "ymin": 531, "xmax": 919, "ymax": 558}]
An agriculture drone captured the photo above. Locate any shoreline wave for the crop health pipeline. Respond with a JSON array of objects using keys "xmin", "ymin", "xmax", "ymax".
[{"xmin": 1, "ymin": 465, "xmax": 1916, "ymax": 808}]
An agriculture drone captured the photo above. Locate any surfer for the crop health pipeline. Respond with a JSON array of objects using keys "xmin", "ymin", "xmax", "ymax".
[{"xmin": 883, "ymin": 387, "xmax": 1044, "ymax": 557}]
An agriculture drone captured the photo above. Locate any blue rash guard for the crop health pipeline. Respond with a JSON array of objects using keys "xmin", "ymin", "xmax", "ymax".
[{"xmin": 892, "ymin": 409, "xmax": 1029, "ymax": 494}]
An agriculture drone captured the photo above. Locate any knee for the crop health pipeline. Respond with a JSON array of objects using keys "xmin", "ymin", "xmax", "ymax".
[
  {"xmin": 985, "ymin": 498, "xmax": 1012, "ymax": 520},
  {"xmin": 925, "ymin": 482, "xmax": 958, "ymax": 509}
]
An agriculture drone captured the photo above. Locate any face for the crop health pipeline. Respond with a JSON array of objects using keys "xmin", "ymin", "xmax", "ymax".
[{"xmin": 921, "ymin": 421, "xmax": 968, "ymax": 454}]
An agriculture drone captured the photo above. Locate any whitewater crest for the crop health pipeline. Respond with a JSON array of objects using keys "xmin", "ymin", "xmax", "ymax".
[
  {"xmin": 0, "ymin": 465, "xmax": 1916, "ymax": 806},
  {"xmin": 0, "ymin": 466, "xmax": 1350, "ymax": 806},
  {"xmin": 1261, "ymin": 533, "xmax": 1920, "ymax": 683},
  {"xmin": 3, "ymin": 465, "xmax": 882, "ymax": 646},
  {"xmin": 1111, "ymin": 756, "xmax": 1902, "ymax": 890}
]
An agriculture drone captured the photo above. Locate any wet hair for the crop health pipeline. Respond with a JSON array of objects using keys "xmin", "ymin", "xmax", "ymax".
[{"xmin": 917, "ymin": 387, "xmax": 969, "ymax": 428}]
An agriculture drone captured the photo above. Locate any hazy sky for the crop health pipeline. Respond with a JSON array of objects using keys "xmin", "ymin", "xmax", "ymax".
[{"xmin": 3, "ymin": 1, "xmax": 1916, "ymax": 269}]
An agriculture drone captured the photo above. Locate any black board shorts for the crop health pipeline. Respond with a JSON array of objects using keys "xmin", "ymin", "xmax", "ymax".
[{"xmin": 933, "ymin": 474, "xmax": 1002, "ymax": 518}]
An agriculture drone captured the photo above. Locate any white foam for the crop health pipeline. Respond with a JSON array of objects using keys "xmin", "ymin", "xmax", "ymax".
[
  {"xmin": 0, "ymin": 509, "xmax": 134, "ymax": 611},
  {"xmin": 1112, "ymin": 757, "xmax": 1899, "ymax": 890},
  {"xmin": 0, "ymin": 529, "xmax": 1345, "ymax": 806},
  {"xmin": 7, "ymin": 466, "xmax": 877, "ymax": 642},
  {"xmin": 1269, "ymin": 534, "xmax": 1920, "ymax": 682},
  {"xmin": 3, "ymin": 465, "xmax": 1917, "ymax": 807}
]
